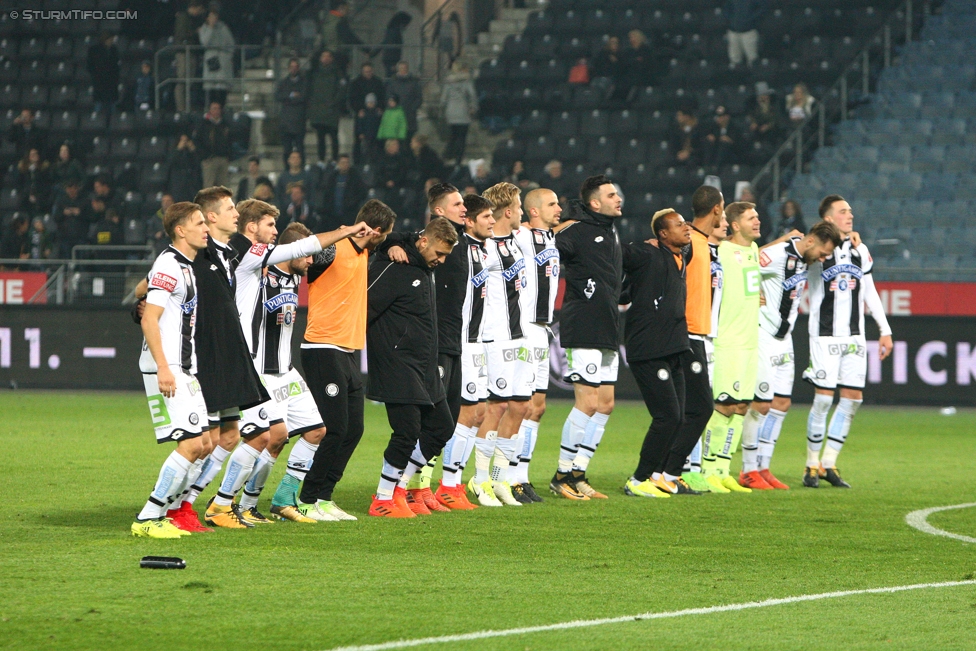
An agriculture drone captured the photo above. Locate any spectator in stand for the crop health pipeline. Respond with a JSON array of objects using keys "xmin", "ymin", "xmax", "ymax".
[
  {"xmin": 133, "ymin": 60, "xmax": 154, "ymax": 111},
  {"xmin": 471, "ymin": 162, "xmax": 497, "ymax": 194},
  {"xmin": 51, "ymin": 142, "xmax": 83, "ymax": 191},
  {"xmin": 568, "ymin": 58, "xmax": 590, "ymax": 84},
  {"xmin": 173, "ymin": 0, "xmax": 207, "ymax": 112},
  {"xmin": 87, "ymin": 32, "xmax": 121, "ymax": 114},
  {"xmin": 350, "ymin": 63, "xmax": 386, "ymax": 116},
  {"xmin": 592, "ymin": 36, "xmax": 623, "ymax": 99},
  {"xmin": 276, "ymin": 150, "xmax": 314, "ymax": 209},
  {"xmin": 761, "ymin": 199, "xmax": 806, "ymax": 244},
  {"xmin": 320, "ymin": 0, "xmax": 367, "ymax": 74},
  {"xmin": 168, "ymin": 133, "xmax": 204, "ymax": 201},
  {"xmin": 90, "ymin": 207, "xmax": 124, "ymax": 263},
  {"xmin": 253, "ymin": 177, "xmax": 275, "ymax": 202},
  {"xmin": 0, "ymin": 215, "xmax": 29, "ymax": 269},
  {"xmin": 52, "ymin": 178, "xmax": 87, "ymax": 258},
  {"xmin": 386, "ymin": 61, "xmax": 422, "ymax": 139},
  {"xmin": 622, "ymin": 30, "xmax": 661, "ymax": 99},
  {"xmin": 748, "ymin": 81, "xmax": 781, "ymax": 146},
  {"xmin": 408, "ymin": 134, "xmax": 445, "ymax": 184},
  {"xmin": 440, "ymin": 62, "xmax": 477, "ymax": 164},
  {"xmin": 377, "ymin": 94, "xmax": 408, "ymax": 143},
  {"xmin": 15, "ymin": 148, "xmax": 52, "ymax": 216},
  {"xmin": 541, "ymin": 159, "xmax": 573, "ymax": 205},
  {"xmin": 7, "ymin": 108, "xmax": 46, "ymax": 160},
  {"xmin": 320, "ymin": 153, "xmax": 368, "ymax": 229},
  {"xmin": 28, "ymin": 217, "xmax": 53, "ymax": 260},
  {"xmin": 703, "ymin": 106, "xmax": 741, "ymax": 168},
  {"xmin": 279, "ymin": 183, "xmax": 320, "ymax": 232},
  {"xmin": 198, "ymin": 4, "xmax": 235, "ymax": 107},
  {"xmin": 91, "ymin": 175, "xmax": 119, "ymax": 214},
  {"xmin": 376, "ymin": 139, "xmax": 407, "ymax": 191},
  {"xmin": 192, "ymin": 101, "xmax": 232, "ymax": 188},
  {"xmin": 670, "ymin": 103, "xmax": 704, "ymax": 166},
  {"xmin": 355, "ymin": 93, "xmax": 383, "ymax": 164},
  {"xmin": 504, "ymin": 160, "xmax": 531, "ymax": 190},
  {"xmin": 147, "ymin": 193, "xmax": 173, "ymax": 256},
  {"xmin": 786, "ymin": 82, "xmax": 815, "ymax": 125},
  {"xmin": 236, "ymin": 156, "xmax": 262, "ymax": 203},
  {"xmin": 376, "ymin": 12, "xmax": 413, "ymax": 77},
  {"xmin": 308, "ymin": 49, "xmax": 348, "ymax": 164},
  {"xmin": 276, "ymin": 58, "xmax": 309, "ymax": 165},
  {"xmin": 724, "ymin": 0, "xmax": 767, "ymax": 69}
]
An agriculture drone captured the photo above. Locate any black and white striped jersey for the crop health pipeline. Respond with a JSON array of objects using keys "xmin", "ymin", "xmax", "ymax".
[
  {"xmin": 252, "ymin": 265, "xmax": 300, "ymax": 373},
  {"xmin": 513, "ymin": 225, "xmax": 559, "ymax": 325},
  {"xmin": 758, "ymin": 238, "xmax": 807, "ymax": 339},
  {"xmin": 140, "ymin": 246, "xmax": 198, "ymax": 374},
  {"xmin": 483, "ymin": 232, "xmax": 528, "ymax": 341},
  {"xmin": 807, "ymin": 238, "xmax": 891, "ymax": 338},
  {"xmin": 461, "ymin": 233, "xmax": 490, "ymax": 344},
  {"xmin": 708, "ymin": 241, "xmax": 723, "ymax": 339},
  {"xmin": 232, "ymin": 234, "xmax": 322, "ymax": 364}
]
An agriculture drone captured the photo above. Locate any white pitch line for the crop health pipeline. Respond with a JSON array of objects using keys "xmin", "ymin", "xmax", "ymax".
[
  {"xmin": 905, "ymin": 502, "xmax": 976, "ymax": 544},
  {"xmin": 320, "ymin": 580, "xmax": 976, "ymax": 651}
]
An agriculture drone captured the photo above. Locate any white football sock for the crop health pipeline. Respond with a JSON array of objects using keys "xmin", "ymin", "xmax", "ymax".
[
  {"xmin": 240, "ymin": 449, "xmax": 276, "ymax": 510},
  {"xmin": 493, "ymin": 435, "xmax": 519, "ymax": 484},
  {"xmin": 741, "ymin": 408, "xmax": 763, "ymax": 473},
  {"xmin": 376, "ymin": 459, "xmax": 402, "ymax": 500},
  {"xmin": 185, "ymin": 444, "xmax": 230, "ymax": 505},
  {"xmin": 474, "ymin": 431, "xmax": 497, "ymax": 483},
  {"xmin": 138, "ymin": 451, "xmax": 191, "ymax": 520},
  {"xmin": 173, "ymin": 458, "xmax": 204, "ymax": 509},
  {"xmin": 686, "ymin": 438, "xmax": 703, "ymax": 473},
  {"xmin": 758, "ymin": 408, "xmax": 787, "ymax": 470},
  {"xmin": 806, "ymin": 393, "xmax": 833, "ymax": 467},
  {"xmin": 441, "ymin": 423, "xmax": 472, "ymax": 488},
  {"xmin": 213, "ymin": 443, "xmax": 260, "ymax": 507},
  {"xmin": 558, "ymin": 408, "xmax": 589, "ymax": 472},
  {"xmin": 285, "ymin": 436, "xmax": 318, "ymax": 481},
  {"xmin": 458, "ymin": 425, "xmax": 479, "ymax": 478},
  {"xmin": 512, "ymin": 419, "xmax": 538, "ymax": 484},
  {"xmin": 398, "ymin": 441, "xmax": 427, "ymax": 489},
  {"xmin": 572, "ymin": 411, "xmax": 609, "ymax": 472},
  {"xmin": 821, "ymin": 398, "xmax": 862, "ymax": 467}
]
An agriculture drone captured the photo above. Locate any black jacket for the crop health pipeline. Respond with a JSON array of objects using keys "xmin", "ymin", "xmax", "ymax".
[
  {"xmin": 365, "ymin": 241, "xmax": 444, "ymax": 405},
  {"xmin": 275, "ymin": 73, "xmax": 309, "ymax": 136},
  {"xmin": 191, "ymin": 237, "xmax": 269, "ymax": 412},
  {"xmin": 555, "ymin": 200, "xmax": 623, "ymax": 350},
  {"xmin": 622, "ymin": 242, "xmax": 691, "ymax": 362}
]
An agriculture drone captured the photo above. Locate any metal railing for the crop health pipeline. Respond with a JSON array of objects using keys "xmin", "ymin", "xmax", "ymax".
[
  {"xmin": 154, "ymin": 44, "xmax": 265, "ymax": 112},
  {"xmin": 750, "ymin": 0, "xmax": 930, "ymax": 205}
]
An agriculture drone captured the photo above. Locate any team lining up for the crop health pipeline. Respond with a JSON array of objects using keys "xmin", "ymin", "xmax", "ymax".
[{"xmin": 128, "ymin": 177, "xmax": 893, "ymax": 536}]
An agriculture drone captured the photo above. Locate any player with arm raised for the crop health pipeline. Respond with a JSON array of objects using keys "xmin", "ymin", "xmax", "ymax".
[
  {"xmin": 700, "ymin": 201, "xmax": 762, "ymax": 493},
  {"xmin": 508, "ymin": 188, "xmax": 562, "ymax": 503},
  {"xmin": 131, "ymin": 202, "xmax": 210, "ymax": 538},
  {"xmin": 229, "ymin": 201, "xmax": 374, "ymax": 523},
  {"xmin": 801, "ymin": 195, "xmax": 893, "ymax": 488},
  {"xmin": 550, "ymin": 175, "xmax": 623, "ymax": 500},
  {"xmin": 738, "ymin": 221, "xmax": 843, "ymax": 491}
]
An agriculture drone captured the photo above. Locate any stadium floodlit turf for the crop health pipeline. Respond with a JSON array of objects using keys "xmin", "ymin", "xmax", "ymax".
[{"xmin": 1, "ymin": 391, "xmax": 974, "ymax": 651}]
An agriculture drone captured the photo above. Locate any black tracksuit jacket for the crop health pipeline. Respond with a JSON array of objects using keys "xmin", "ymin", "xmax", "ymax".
[
  {"xmin": 622, "ymin": 241, "xmax": 692, "ymax": 362},
  {"xmin": 555, "ymin": 200, "xmax": 623, "ymax": 350}
]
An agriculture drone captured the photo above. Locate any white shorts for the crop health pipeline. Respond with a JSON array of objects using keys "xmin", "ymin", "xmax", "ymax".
[
  {"xmin": 802, "ymin": 335, "xmax": 868, "ymax": 390},
  {"xmin": 461, "ymin": 341, "xmax": 489, "ymax": 404},
  {"xmin": 207, "ymin": 407, "xmax": 241, "ymax": 428},
  {"xmin": 144, "ymin": 369, "xmax": 208, "ymax": 444},
  {"xmin": 525, "ymin": 323, "xmax": 551, "ymax": 393},
  {"xmin": 240, "ymin": 368, "xmax": 325, "ymax": 438},
  {"xmin": 755, "ymin": 328, "xmax": 796, "ymax": 401},
  {"xmin": 704, "ymin": 337, "xmax": 716, "ymax": 385},
  {"xmin": 564, "ymin": 348, "xmax": 619, "ymax": 386},
  {"xmin": 485, "ymin": 338, "xmax": 536, "ymax": 400}
]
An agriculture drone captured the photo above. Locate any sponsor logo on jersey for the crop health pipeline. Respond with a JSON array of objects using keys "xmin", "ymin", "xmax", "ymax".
[
  {"xmin": 264, "ymin": 292, "xmax": 299, "ymax": 312},
  {"xmin": 150, "ymin": 272, "xmax": 177, "ymax": 292},
  {"xmin": 534, "ymin": 249, "xmax": 558, "ymax": 266},
  {"xmin": 782, "ymin": 273, "xmax": 807, "ymax": 291},
  {"xmin": 822, "ymin": 264, "xmax": 863, "ymax": 281},
  {"xmin": 770, "ymin": 353, "xmax": 793, "ymax": 366},
  {"xmin": 471, "ymin": 268, "xmax": 490, "ymax": 288},
  {"xmin": 534, "ymin": 347, "xmax": 549, "ymax": 361},
  {"xmin": 471, "ymin": 353, "xmax": 486, "ymax": 367},
  {"xmin": 250, "ymin": 242, "xmax": 268, "ymax": 256},
  {"xmin": 147, "ymin": 394, "xmax": 171, "ymax": 427},
  {"xmin": 502, "ymin": 257, "xmax": 526, "ymax": 282},
  {"xmin": 179, "ymin": 295, "xmax": 198, "ymax": 315},
  {"xmin": 759, "ymin": 251, "xmax": 772, "ymax": 267}
]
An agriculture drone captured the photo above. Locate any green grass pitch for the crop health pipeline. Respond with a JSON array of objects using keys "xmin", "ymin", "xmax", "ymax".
[{"xmin": 1, "ymin": 391, "xmax": 975, "ymax": 651}]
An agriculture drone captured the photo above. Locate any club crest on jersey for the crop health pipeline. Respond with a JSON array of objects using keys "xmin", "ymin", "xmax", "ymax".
[
  {"xmin": 268, "ymin": 275, "xmax": 279, "ymax": 288},
  {"xmin": 150, "ymin": 272, "xmax": 177, "ymax": 292},
  {"xmin": 533, "ymin": 231, "xmax": 544, "ymax": 244},
  {"xmin": 734, "ymin": 249, "xmax": 743, "ymax": 264},
  {"xmin": 787, "ymin": 258, "xmax": 796, "ymax": 271},
  {"xmin": 497, "ymin": 240, "xmax": 510, "ymax": 257}
]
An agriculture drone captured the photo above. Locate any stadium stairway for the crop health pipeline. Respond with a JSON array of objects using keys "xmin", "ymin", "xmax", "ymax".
[{"xmin": 785, "ymin": 0, "xmax": 976, "ymax": 281}]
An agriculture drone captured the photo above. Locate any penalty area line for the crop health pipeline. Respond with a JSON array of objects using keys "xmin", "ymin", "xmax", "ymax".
[
  {"xmin": 905, "ymin": 502, "xmax": 976, "ymax": 544},
  {"xmin": 320, "ymin": 580, "xmax": 976, "ymax": 651}
]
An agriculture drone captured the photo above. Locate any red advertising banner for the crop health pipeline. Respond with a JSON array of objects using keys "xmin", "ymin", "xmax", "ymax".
[
  {"xmin": 873, "ymin": 282, "xmax": 976, "ymax": 316},
  {"xmin": 0, "ymin": 272, "xmax": 47, "ymax": 304}
]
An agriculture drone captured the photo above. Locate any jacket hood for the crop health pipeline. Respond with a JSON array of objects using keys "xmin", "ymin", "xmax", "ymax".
[{"xmin": 564, "ymin": 198, "xmax": 616, "ymax": 228}]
